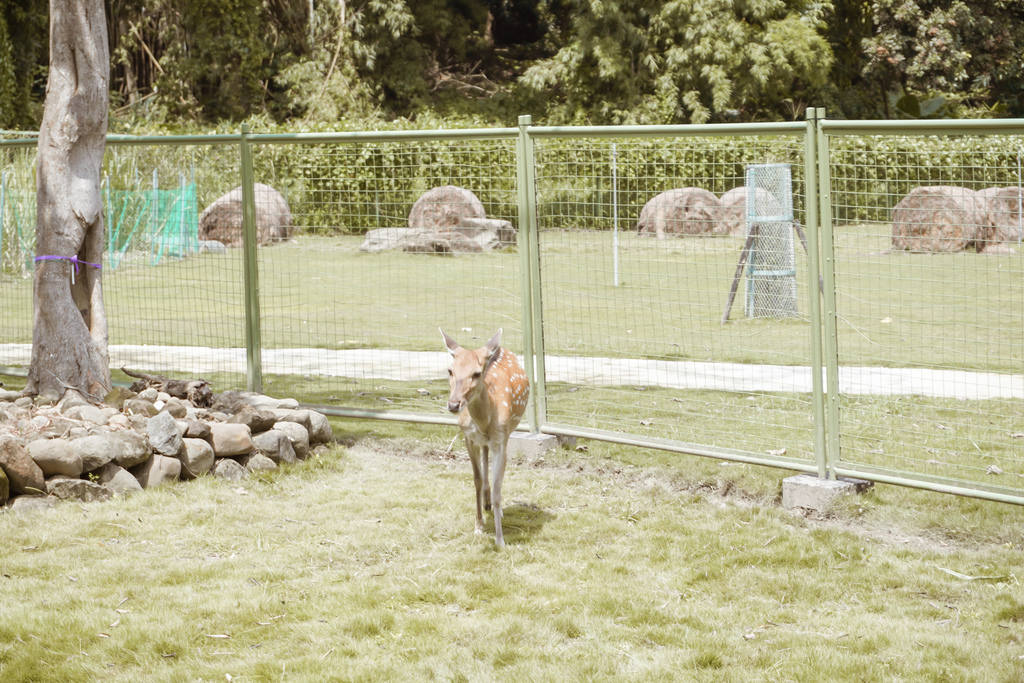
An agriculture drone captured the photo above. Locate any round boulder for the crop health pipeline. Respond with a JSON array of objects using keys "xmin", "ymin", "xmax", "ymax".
[
  {"xmin": 719, "ymin": 187, "xmax": 783, "ymax": 237},
  {"xmin": 636, "ymin": 188, "xmax": 724, "ymax": 238},
  {"xmin": 976, "ymin": 186, "xmax": 1022, "ymax": 253},
  {"xmin": 408, "ymin": 186, "xmax": 486, "ymax": 229},
  {"xmin": 199, "ymin": 183, "xmax": 293, "ymax": 247},
  {"xmin": 891, "ymin": 186, "xmax": 987, "ymax": 252}
]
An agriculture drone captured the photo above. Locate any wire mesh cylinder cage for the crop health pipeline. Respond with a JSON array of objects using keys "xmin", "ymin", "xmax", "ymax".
[{"xmin": 744, "ymin": 163, "xmax": 797, "ymax": 318}]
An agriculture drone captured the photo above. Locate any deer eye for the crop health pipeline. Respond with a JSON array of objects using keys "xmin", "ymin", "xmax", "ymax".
[
  {"xmin": 448, "ymin": 369, "xmax": 453, "ymax": 377},
  {"xmin": 472, "ymin": 371, "xmax": 482, "ymax": 379}
]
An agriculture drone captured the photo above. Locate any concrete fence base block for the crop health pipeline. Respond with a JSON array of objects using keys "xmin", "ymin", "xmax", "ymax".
[
  {"xmin": 508, "ymin": 432, "xmax": 558, "ymax": 459},
  {"xmin": 782, "ymin": 474, "xmax": 873, "ymax": 515}
]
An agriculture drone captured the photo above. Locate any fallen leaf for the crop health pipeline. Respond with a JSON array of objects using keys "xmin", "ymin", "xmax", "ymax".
[
  {"xmin": 767, "ymin": 448, "xmax": 787, "ymax": 456},
  {"xmin": 987, "ymin": 465, "xmax": 1003, "ymax": 475}
]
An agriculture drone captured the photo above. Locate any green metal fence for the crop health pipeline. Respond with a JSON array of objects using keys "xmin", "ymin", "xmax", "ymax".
[{"xmin": 1, "ymin": 112, "xmax": 1022, "ymax": 506}]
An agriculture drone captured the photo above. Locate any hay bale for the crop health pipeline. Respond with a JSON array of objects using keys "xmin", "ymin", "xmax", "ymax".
[
  {"xmin": 199, "ymin": 183, "xmax": 293, "ymax": 247},
  {"xmin": 891, "ymin": 186, "xmax": 986, "ymax": 252},
  {"xmin": 719, "ymin": 187, "xmax": 782, "ymax": 236},
  {"xmin": 636, "ymin": 188, "xmax": 724, "ymax": 238},
  {"xmin": 976, "ymin": 186, "xmax": 1023, "ymax": 253},
  {"xmin": 408, "ymin": 186, "xmax": 486, "ymax": 229}
]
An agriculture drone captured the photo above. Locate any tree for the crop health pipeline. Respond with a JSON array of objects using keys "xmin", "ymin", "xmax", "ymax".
[
  {"xmin": 25, "ymin": 0, "xmax": 112, "ymax": 401},
  {"xmin": 861, "ymin": 0, "xmax": 1024, "ymax": 117},
  {"xmin": 518, "ymin": 0, "xmax": 835, "ymax": 124},
  {"xmin": 0, "ymin": 0, "xmax": 48, "ymax": 129}
]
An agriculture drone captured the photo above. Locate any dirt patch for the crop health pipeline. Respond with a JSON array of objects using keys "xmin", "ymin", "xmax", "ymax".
[{"xmin": 351, "ymin": 434, "xmax": 969, "ymax": 556}]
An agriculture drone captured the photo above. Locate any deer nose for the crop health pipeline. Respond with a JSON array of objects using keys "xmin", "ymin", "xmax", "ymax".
[{"xmin": 447, "ymin": 399, "xmax": 462, "ymax": 414}]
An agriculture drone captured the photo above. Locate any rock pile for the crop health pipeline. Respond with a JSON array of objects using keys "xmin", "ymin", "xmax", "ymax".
[{"xmin": 0, "ymin": 386, "xmax": 333, "ymax": 513}]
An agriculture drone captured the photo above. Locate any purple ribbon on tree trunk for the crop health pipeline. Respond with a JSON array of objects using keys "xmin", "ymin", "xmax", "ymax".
[
  {"xmin": 34, "ymin": 255, "xmax": 103, "ymax": 272},
  {"xmin": 34, "ymin": 255, "xmax": 102, "ymax": 284}
]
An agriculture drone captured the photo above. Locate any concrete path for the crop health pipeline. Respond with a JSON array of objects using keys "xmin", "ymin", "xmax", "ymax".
[{"xmin": 2, "ymin": 344, "xmax": 1021, "ymax": 400}]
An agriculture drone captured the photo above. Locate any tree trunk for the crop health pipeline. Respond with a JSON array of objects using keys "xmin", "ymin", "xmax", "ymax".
[{"xmin": 25, "ymin": 0, "xmax": 112, "ymax": 401}]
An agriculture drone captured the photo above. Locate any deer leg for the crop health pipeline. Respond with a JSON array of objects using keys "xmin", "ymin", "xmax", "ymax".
[
  {"xmin": 491, "ymin": 442, "xmax": 509, "ymax": 549},
  {"xmin": 481, "ymin": 445, "xmax": 491, "ymax": 511},
  {"xmin": 467, "ymin": 440, "xmax": 485, "ymax": 535}
]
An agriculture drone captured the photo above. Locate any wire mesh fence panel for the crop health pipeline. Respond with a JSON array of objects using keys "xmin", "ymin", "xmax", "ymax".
[
  {"xmin": 0, "ymin": 143, "xmax": 37, "ymax": 369},
  {"xmin": 251, "ymin": 137, "xmax": 524, "ymax": 416},
  {"xmin": 532, "ymin": 134, "xmax": 818, "ymax": 464},
  {"xmin": 102, "ymin": 141, "xmax": 248, "ymax": 388},
  {"xmin": 826, "ymin": 132, "xmax": 1024, "ymax": 492}
]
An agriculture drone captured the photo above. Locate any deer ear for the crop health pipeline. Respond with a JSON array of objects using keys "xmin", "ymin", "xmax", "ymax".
[
  {"xmin": 440, "ymin": 328, "xmax": 460, "ymax": 356},
  {"xmin": 485, "ymin": 328, "xmax": 503, "ymax": 357}
]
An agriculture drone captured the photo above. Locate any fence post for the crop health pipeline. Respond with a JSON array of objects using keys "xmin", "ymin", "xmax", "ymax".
[
  {"xmin": 804, "ymin": 109, "xmax": 827, "ymax": 479},
  {"xmin": 516, "ymin": 115, "xmax": 546, "ymax": 431},
  {"xmin": 240, "ymin": 124, "xmax": 263, "ymax": 393},
  {"xmin": 816, "ymin": 109, "xmax": 842, "ymax": 480}
]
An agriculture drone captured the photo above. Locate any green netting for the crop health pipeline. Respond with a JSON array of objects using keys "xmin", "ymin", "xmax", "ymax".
[
  {"xmin": 105, "ymin": 182, "xmax": 199, "ymax": 269},
  {"xmin": 1, "ymin": 171, "xmax": 198, "ymax": 274}
]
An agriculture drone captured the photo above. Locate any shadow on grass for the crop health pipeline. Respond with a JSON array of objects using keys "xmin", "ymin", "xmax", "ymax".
[{"xmin": 497, "ymin": 501, "xmax": 556, "ymax": 547}]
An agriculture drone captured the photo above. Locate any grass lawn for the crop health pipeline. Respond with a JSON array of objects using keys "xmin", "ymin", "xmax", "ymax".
[{"xmin": 1, "ymin": 416, "xmax": 1023, "ymax": 682}]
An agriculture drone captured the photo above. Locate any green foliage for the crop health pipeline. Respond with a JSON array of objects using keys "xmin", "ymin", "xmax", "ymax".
[
  {"xmin": 0, "ymin": 10, "xmax": 15, "ymax": 129},
  {"xmin": 862, "ymin": 0, "xmax": 1024, "ymax": 118},
  {"xmin": 519, "ymin": 0, "xmax": 835, "ymax": 124},
  {"xmin": 0, "ymin": 0, "xmax": 46, "ymax": 129}
]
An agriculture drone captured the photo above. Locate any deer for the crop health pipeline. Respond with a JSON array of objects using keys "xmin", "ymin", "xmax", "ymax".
[{"xmin": 440, "ymin": 327, "xmax": 530, "ymax": 549}]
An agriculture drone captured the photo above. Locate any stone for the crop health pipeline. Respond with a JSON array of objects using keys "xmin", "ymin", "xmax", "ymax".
[
  {"xmin": 64, "ymin": 404, "xmax": 109, "ymax": 426},
  {"xmin": 275, "ymin": 408, "xmax": 313, "ymax": 432},
  {"xmin": 227, "ymin": 404, "xmax": 277, "ymax": 433},
  {"xmin": 976, "ymin": 186, "xmax": 1023, "ymax": 253},
  {"xmin": 199, "ymin": 240, "xmax": 227, "ymax": 254},
  {"xmin": 307, "ymin": 410, "xmax": 333, "ymax": 444},
  {"xmin": 139, "ymin": 388, "xmax": 159, "ymax": 402},
  {"xmin": 782, "ymin": 474, "xmax": 873, "ymax": 515},
  {"xmin": 107, "ymin": 414, "xmax": 131, "ymax": 430},
  {"xmin": 148, "ymin": 411, "xmax": 184, "ymax": 457},
  {"xmin": 184, "ymin": 419, "xmax": 212, "ymax": 440},
  {"xmin": 507, "ymin": 432, "xmax": 558, "ymax": 459},
  {"xmin": 160, "ymin": 399, "xmax": 189, "ymax": 418},
  {"xmin": 123, "ymin": 398, "xmax": 158, "ymax": 417},
  {"xmin": 27, "ymin": 439, "xmax": 83, "ymax": 478},
  {"xmin": 271, "ymin": 422, "xmax": 310, "ymax": 460},
  {"xmin": 179, "ymin": 438, "xmax": 215, "ymax": 479},
  {"xmin": 73, "ymin": 434, "xmax": 116, "ymax": 472},
  {"xmin": 93, "ymin": 463, "xmax": 144, "ymax": 496},
  {"xmin": 239, "ymin": 452, "xmax": 278, "ymax": 473},
  {"xmin": 208, "ymin": 423, "xmax": 254, "ymax": 457},
  {"xmin": 636, "ymin": 188, "xmax": 725, "ymax": 238},
  {"xmin": 0, "ymin": 466, "xmax": 8, "ymax": 504},
  {"xmin": 60, "ymin": 396, "xmax": 91, "ymax": 414},
  {"xmin": 891, "ymin": 186, "xmax": 986, "ymax": 252},
  {"xmin": 251, "ymin": 430, "xmax": 298, "ymax": 464},
  {"xmin": 212, "ymin": 458, "xmax": 248, "ymax": 481},
  {"xmin": 199, "ymin": 183, "xmax": 293, "ymax": 247},
  {"xmin": 46, "ymin": 477, "xmax": 113, "ymax": 503},
  {"xmin": 9, "ymin": 495, "xmax": 56, "ymax": 513},
  {"xmin": 133, "ymin": 454, "xmax": 182, "ymax": 488},
  {"xmin": 110, "ymin": 431, "xmax": 152, "ymax": 469},
  {"xmin": 408, "ymin": 185, "xmax": 486, "ymax": 230},
  {"xmin": 719, "ymin": 186, "xmax": 783, "ymax": 237},
  {"xmin": 34, "ymin": 391, "xmax": 59, "ymax": 406},
  {"xmin": 104, "ymin": 386, "xmax": 136, "ymax": 410},
  {"xmin": 0, "ymin": 436, "xmax": 46, "ymax": 495}
]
